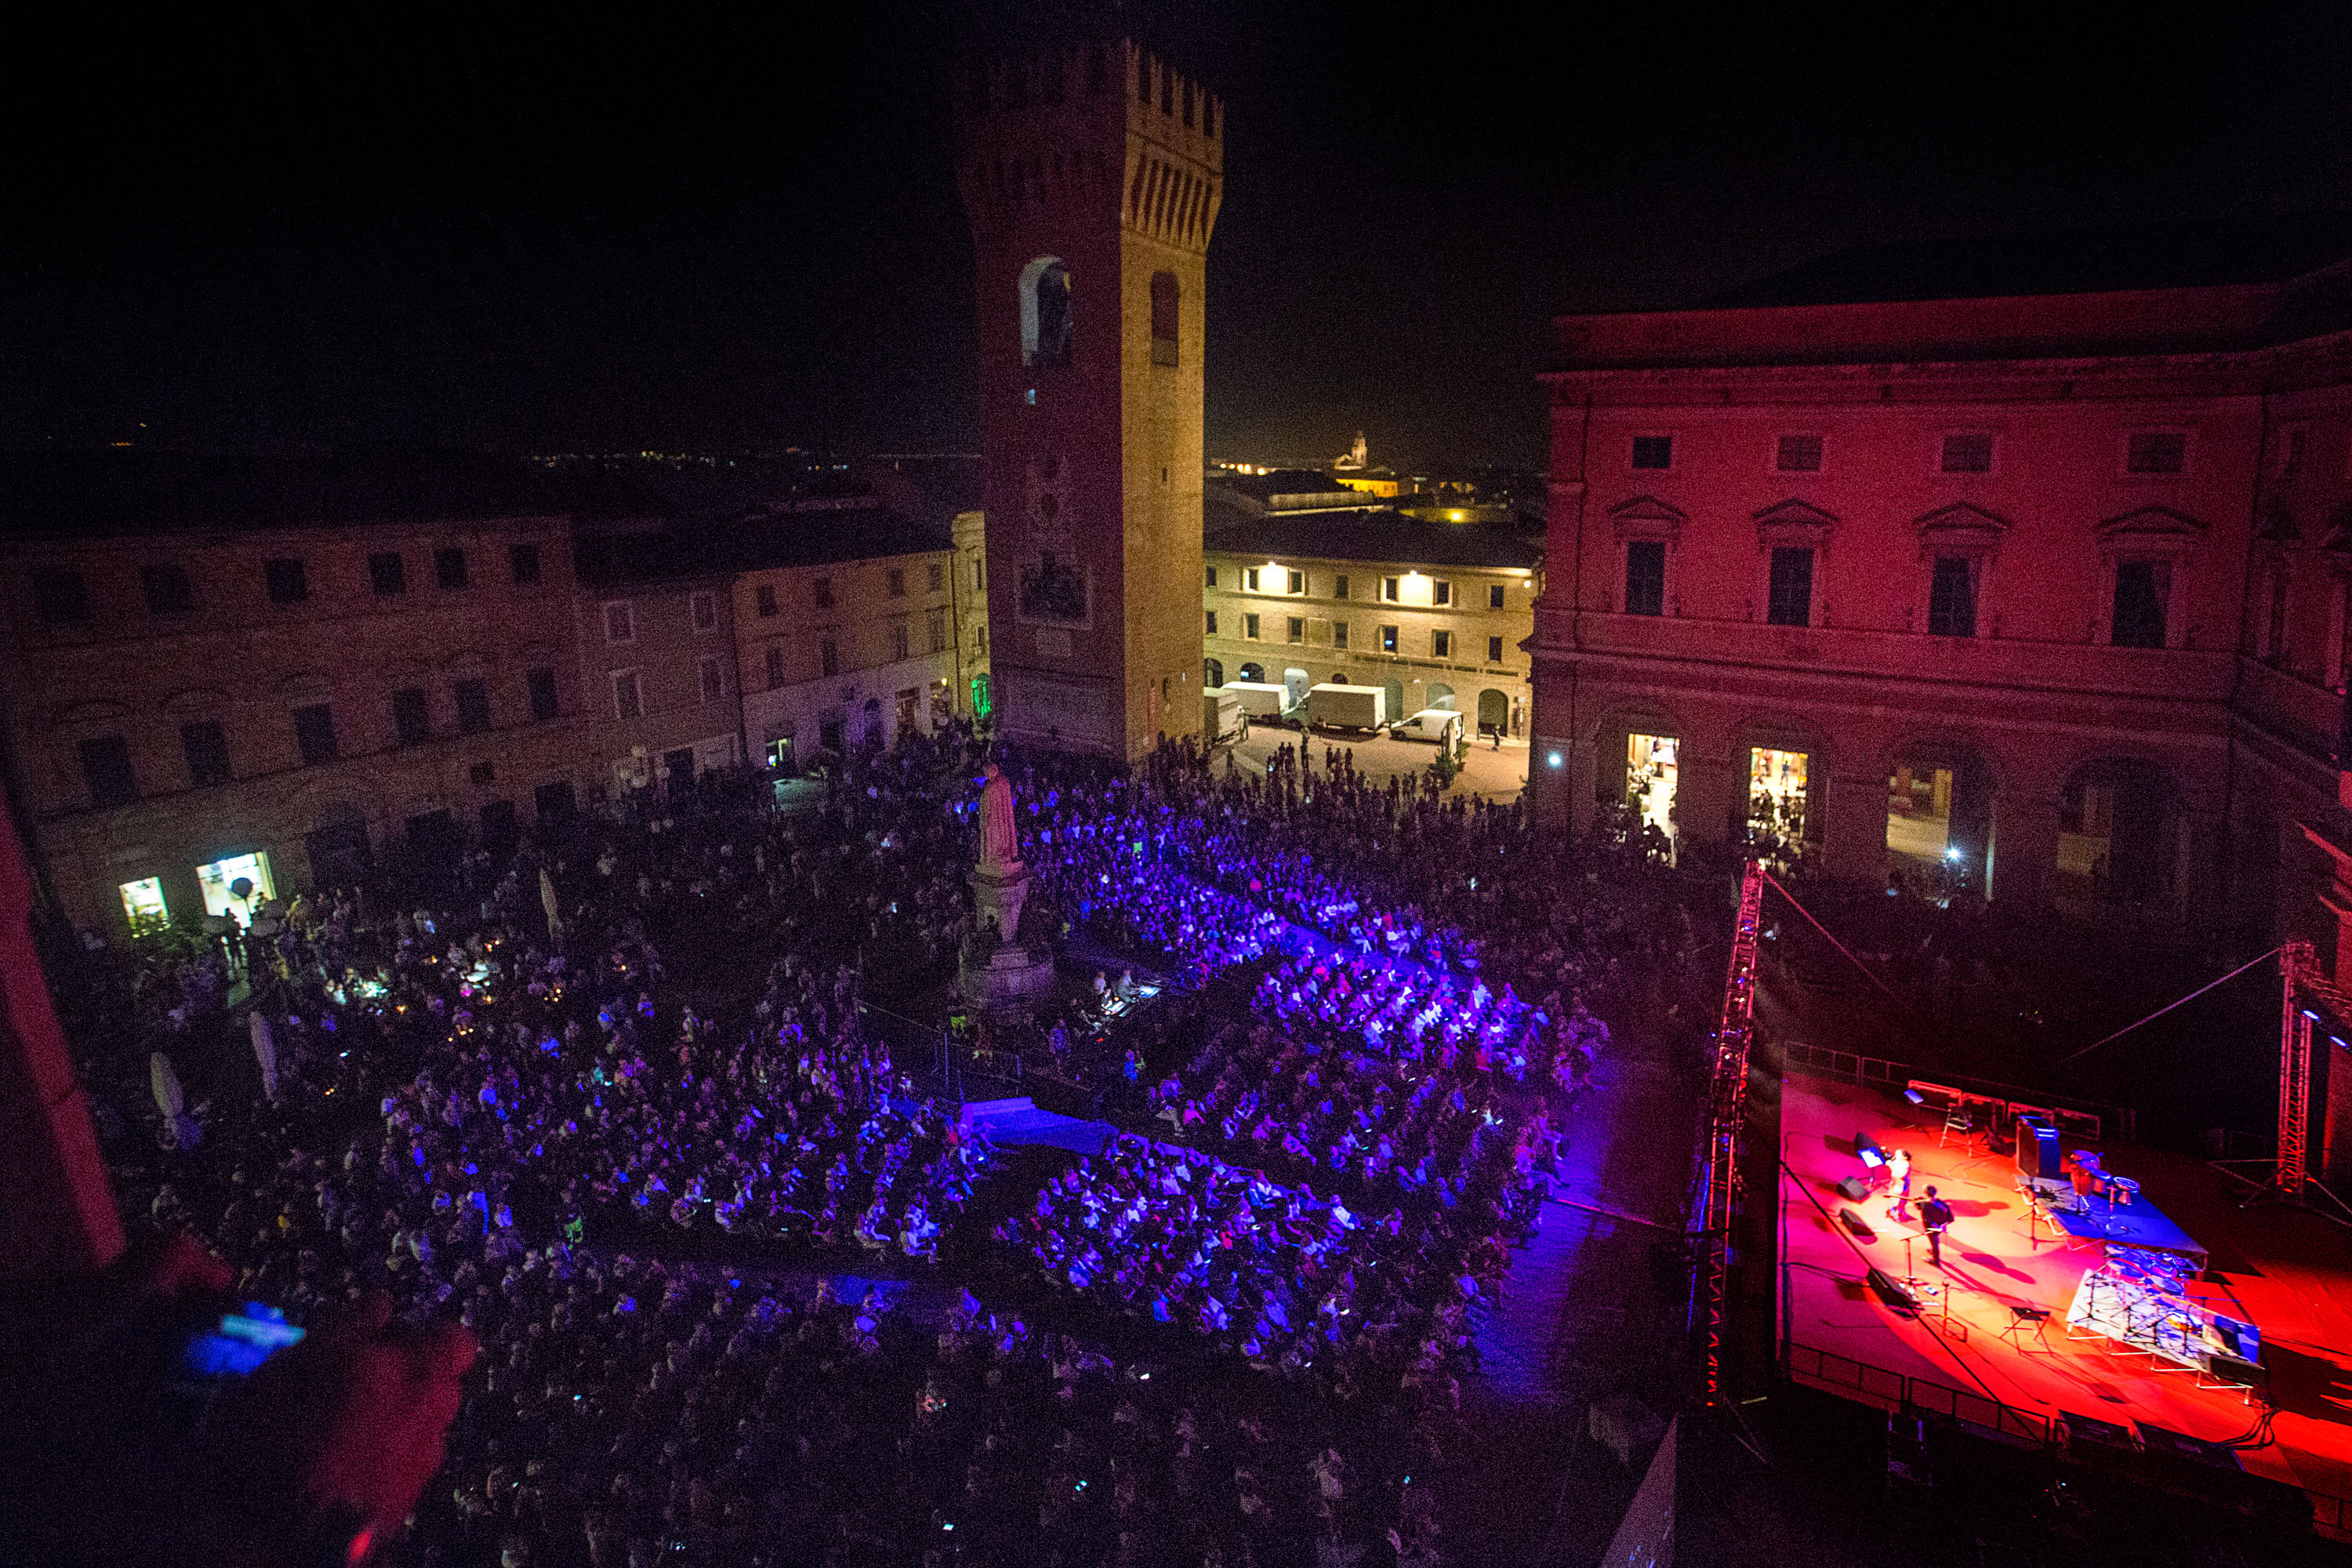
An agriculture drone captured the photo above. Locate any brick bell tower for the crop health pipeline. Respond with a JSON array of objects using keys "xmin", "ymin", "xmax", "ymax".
[{"xmin": 954, "ymin": 40, "xmax": 1221, "ymax": 758}]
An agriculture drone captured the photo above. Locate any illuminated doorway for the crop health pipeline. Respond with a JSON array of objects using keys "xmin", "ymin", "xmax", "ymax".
[
  {"xmin": 118, "ymin": 877, "xmax": 169, "ymax": 936},
  {"xmin": 1747, "ymin": 747, "xmax": 1810, "ymax": 865},
  {"xmin": 1625, "ymin": 734, "xmax": 1679, "ymax": 858},
  {"xmin": 1886, "ymin": 764, "xmax": 1953, "ymax": 887},
  {"xmin": 196, "ymin": 851, "xmax": 275, "ymax": 920}
]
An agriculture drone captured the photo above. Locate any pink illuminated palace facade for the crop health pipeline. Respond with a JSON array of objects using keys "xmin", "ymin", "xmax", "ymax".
[{"xmin": 1527, "ymin": 216, "xmax": 2352, "ymax": 941}]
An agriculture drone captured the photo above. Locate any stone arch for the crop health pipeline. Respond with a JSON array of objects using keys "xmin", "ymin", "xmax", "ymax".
[
  {"xmin": 1733, "ymin": 714, "xmax": 1834, "ymax": 868},
  {"xmin": 1237, "ymin": 660, "xmax": 1265, "ymax": 684},
  {"xmin": 1382, "ymin": 678, "xmax": 1405, "ymax": 722},
  {"xmin": 1203, "ymin": 656, "xmax": 1225, "ymax": 688},
  {"xmin": 1426, "ymin": 682, "xmax": 1456, "ymax": 710},
  {"xmin": 2053, "ymin": 754, "xmax": 2186, "ymax": 916},
  {"xmin": 1882, "ymin": 730, "xmax": 2002, "ymax": 901},
  {"xmin": 1477, "ymin": 688, "xmax": 1508, "ymax": 735},
  {"xmin": 1020, "ymin": 256, "xmax": 1073, "ymax": 368}
]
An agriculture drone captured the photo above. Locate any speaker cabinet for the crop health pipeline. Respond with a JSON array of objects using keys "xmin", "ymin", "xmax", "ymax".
[
  {"xmin": 1838, "ymin": 1207, "xmax": 1878, "ymax": 1242},
  {"xmin": 1866, "ymin": 1267, "xmax": 1918, "ymax": 1313},
  {"xmin": 1836, "ymin": 1174, "xmax": 1874, "ymax": 1201},
  {"xmin": 2015, "ymin": 1113, "xmax": 2061, "ymax": 1181}
]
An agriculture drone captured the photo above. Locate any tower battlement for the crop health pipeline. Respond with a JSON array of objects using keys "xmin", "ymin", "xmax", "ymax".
[{"xmin": 954, "ymin": 42, "xmax": 1222, "ymax": 255}]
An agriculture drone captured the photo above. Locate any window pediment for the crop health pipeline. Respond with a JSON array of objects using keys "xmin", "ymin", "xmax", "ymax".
[
  {"xmin": 158, "ymin": 685, "xmax": 234, "ymax": 717},
  {"xmin": 1753, "ymin": 498, "xmax": 1836, "ymax": 549},
  {"xmin": 1913, "ymin": 502, "xmax": 2010, "ymax": 558},
  {"xmin": 2097, "ymin": 504, "xmax": 2206, "ymax": 553},
  {"xmin": 1607, "ymin": 495, "xmax": 1686, "ymax": 543}
]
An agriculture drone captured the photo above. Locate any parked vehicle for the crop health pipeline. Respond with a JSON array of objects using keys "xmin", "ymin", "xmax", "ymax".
[
  {"xmin": 1391, "ymin": 708, "xmax": 1463, "ymax": 748},
  {"xmin": 1306, "ymin": 683, "xmax": 1387, "ymax": 733},
  {"xmin": 1224, "ymin": 681, "xmax": 1290, "ymax": 718},
  {"xmin": 1201, "ymin": 688, "xmax": 1247, "ymax": 745}
]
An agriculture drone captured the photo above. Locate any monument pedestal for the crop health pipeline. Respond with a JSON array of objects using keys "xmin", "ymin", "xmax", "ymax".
[{"xmin": 963, "ymin": 861, "xmax": 1056, "ymax": 1014}]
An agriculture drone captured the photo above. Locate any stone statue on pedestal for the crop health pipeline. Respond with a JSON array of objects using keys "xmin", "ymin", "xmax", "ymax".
[{"xmin": 963, "ymin": 759, "xmax": 1055, "ymax": 1013}]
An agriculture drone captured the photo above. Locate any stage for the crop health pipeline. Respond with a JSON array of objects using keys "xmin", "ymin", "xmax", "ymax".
[{"xmin": 1777, "ymin": 1070, "xmax": 2352, "ymax": 1537}]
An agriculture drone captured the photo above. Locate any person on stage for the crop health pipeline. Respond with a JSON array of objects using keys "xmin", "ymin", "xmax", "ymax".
[
  {"xmin": 1886, "ymin": 1147, "xmax": 1914, "ymax": 1221},
  {"xmin": 1919, "ymin": 1185, "xmax": 1955, "ymax": 1266}
]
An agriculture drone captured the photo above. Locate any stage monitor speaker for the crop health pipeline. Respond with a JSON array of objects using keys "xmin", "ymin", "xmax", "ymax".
[
  {"xmin": 1838, "ymin": 1207, "xmax": 1878, "ymax": 1241},
  {"xmin": 1865, "ymin": 1267, "xmax": 1918, "ymax": 1314},
  {"xmin": 1836, "ymin": 1174, "xmax": 1873, "ymax": 1201},
  {"xmin": 2015, "ymin": 1113, "xmax": 2061, "ymax": 1181}
]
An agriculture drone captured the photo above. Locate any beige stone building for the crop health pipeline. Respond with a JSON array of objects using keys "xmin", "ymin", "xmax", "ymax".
[
  {"xmin": 0, "ymin": 454, "xmax": 593, "ymax": 934},
  {"xmin": 731, "ymin": 504, "xmax": 989, "ymax": 768},
  {"xmin": 1203, "ymin": 476, "xmax": 1541, "ymax": 737},
  {"xmin": 573, "ymin": 527, "xmax": 745, "ymax": 799}
]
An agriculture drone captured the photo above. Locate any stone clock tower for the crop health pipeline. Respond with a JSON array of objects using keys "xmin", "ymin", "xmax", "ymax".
[{"xmin": 953, "ymin": 41, "xmax": 1221, "ymax": 757}]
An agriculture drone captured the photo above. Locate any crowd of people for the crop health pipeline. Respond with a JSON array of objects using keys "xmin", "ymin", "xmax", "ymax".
[{"xmin": 43, "ymin": 720, "xmax": 1715, "ymax": 1566}]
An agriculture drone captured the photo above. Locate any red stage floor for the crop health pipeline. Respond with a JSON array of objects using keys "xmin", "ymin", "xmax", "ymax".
[{"xmin": 1778, "ymin": 1072, "xmax": 2352, "ymax": 1529}]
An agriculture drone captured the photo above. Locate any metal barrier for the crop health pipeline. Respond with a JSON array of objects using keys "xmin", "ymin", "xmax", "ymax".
[
  {"xmin": 1784, "ymin": 1341, "xmax": 2352, "ymax": 1541},
  {"xmin": 1780, "ymin": 1040, "xmax": 2134, "ymax": 1145},
  {"xmin": 1784, "ymin": 1341, "xmax": 2051, "ymax": 1443}
]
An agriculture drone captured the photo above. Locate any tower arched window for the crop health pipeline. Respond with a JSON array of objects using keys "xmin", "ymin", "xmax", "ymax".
[
  {"xmin": 1150, "ymin": 272, "xmax": 1179, "ymax": 367},
  {"xmin": 1021, "ymin": 256, "xmax": 1073, "ymax": 368}
]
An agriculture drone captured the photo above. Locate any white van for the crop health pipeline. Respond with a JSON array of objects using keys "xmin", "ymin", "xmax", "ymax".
[{"xmin": 1391, "ymin": 709, "xmax": 1463, "ymax": 748}]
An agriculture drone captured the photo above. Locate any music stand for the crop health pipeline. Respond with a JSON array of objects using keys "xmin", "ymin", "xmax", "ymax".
[{"xmin": 1997, "ymin": 1304, "xmax": 2053, "ymax": 1353}]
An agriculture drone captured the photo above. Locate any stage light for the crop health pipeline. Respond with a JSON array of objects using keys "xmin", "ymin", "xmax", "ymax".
[
  {"xmin": 1944, "ymin": 846, "xmax": 1962, "ymax": 862},
  {"xmin": 1546, "ymin": 751, "xmax": 1563, "ymax": 768},
  {"xmin": 2332, "ymin": 1036, "xmax": 2348, "ymax": 1051},
  {"xmin": 2303, "ymin": 1008, "xmax": 2323, "ymax": 1022}
]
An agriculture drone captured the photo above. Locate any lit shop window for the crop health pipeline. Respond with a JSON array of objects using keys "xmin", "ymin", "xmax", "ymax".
[{"xmin": 119, "ymin": 877, "xmax": 169, "ymax": 935}]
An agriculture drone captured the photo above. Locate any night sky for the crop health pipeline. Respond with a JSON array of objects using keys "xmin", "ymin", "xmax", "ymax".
[{"xmin": 9, "ymin": 3, "xmax": 2350, "ymax": 467}]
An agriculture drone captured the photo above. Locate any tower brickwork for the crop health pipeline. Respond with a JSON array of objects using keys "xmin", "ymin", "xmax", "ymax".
[{"xmin": 954, "ymin": 41, "xmax": 1221, "ymax": 758}]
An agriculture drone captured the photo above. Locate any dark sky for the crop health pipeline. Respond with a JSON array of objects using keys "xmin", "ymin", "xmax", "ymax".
[{"xmin": 9, "ymin": 3, "xmax": 2350, "ymax": 467}]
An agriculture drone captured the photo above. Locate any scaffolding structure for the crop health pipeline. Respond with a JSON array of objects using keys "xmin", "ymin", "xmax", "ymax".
[{"xmin": 1694, "ymin": 858, "xmax": 1763, "ymax": 1404}]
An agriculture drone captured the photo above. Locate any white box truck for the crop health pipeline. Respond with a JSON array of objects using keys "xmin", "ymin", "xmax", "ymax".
[
  {"xmin": 1225, "ymin": 681, "xmax": 1289, "ymax": 718},
  {"xmin": 1202, "ymin": 688, "xmax": 1245, "ymax": 745},
  {"xmin": 1307, "ymin": 683, "xmax": 1386, "ymax": 733}
]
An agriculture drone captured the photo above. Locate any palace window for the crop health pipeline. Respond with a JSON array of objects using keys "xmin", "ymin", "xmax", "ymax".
[
  {"xmin": 1632, "ymin": 434, "xmax": 1673, "ymax": 470},
  {"xmin": 1776, "ymin": 434, "xmax": 1824, "ymax": 473},
  {"xmin": 392, "ymin": 687, "xmax": 430, "ymax": 746},
  {"xmin": 1941, "ymin": 433, "xmax": 1994, "ymax": 474},
  {"xmin": 265, "ymin": 557, "xmax": 308, "ymax": 604},
  {"xmin": 1766, "ymin": 547, "xmax": 1814, "ymax": 627},
  {"xmin": 368, "ymin": 552, "xmax": 407, "ymax": 596},
  {"xmin": 1926, "ymin": 556, "xmax": 1977, "ymax": 638},
  {"xmin": 1624, "ymin": 540, "xmax": 1666, "ymax": 616},
  {"xmin": 2127, "ymin": 431, "xmax": 2188, "ymax": 475},
  {"xmin": 78, "ymin": 735, "xmax": 136, "ymax": 808},
  {"xmin": 143, "ymin": 563, "xmax": 195, "ymax": 615},
  {"xmin": 2111, "ymin": 560, "xmax": 2170, "ymax": 648},
  {"xmin": 182, "ymin": 721, "xmax": 231, "ymax": 787},
  {"xmin": 34, "ymin": 568, "xmax": 91, "ymax": 624}
]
